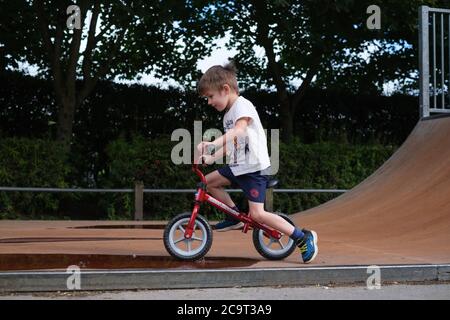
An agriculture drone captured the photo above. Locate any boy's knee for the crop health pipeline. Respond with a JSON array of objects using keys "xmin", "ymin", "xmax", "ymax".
[
  {"xmin": 206, "ymin": 184, "xmax": 223, "ymax": 192},
  {"xmin": 249, "ymin": 210, "xmax": 264, "ymax": 224}
]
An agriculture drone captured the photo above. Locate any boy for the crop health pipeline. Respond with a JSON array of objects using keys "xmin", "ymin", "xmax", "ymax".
[{"xmin": 196, "ymin": 63, "xmax": 318, "ymax": 263}]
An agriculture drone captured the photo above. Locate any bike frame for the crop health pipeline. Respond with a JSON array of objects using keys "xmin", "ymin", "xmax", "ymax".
[{"xmin": 183, "ymin": 164, "xmax": 282, "ymax": 241}]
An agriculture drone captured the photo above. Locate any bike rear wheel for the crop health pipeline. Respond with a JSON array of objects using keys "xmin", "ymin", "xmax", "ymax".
[
  {"xmin": 163, "ymin": 212, "xmax": 213, "ymax": 261},
  {"xmin": 252, "ymin": 212, "xmax": 297, "ymax": 260}
]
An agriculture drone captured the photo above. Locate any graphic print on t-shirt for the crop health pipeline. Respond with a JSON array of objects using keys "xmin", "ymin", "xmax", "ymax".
[{"xmin": 233, "ymin": 136, "xmax": 238, "ymax": 164}]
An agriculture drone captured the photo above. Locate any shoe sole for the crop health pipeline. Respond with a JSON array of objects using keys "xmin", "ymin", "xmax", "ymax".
[
  {"xmin": 303, "ymin": 230, "xmax": 318, "ymax": 264},
  {"xmin": 215, "ymin": 222, "xmax": 244, "ymax": 232}
]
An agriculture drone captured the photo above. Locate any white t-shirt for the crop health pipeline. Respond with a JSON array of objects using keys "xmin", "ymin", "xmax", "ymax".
[{"xmin": 223, "ymin": 96, "xmax": 271, "ymax": 176}]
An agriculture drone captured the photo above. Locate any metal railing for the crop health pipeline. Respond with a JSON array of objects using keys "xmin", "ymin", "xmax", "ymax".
[
  {"xmin": 419, "ymin": 6, "xmax": 450, "ymax": 118},
  {"xmin": 0, "ymin": 186, "xmax": 348, "ymax": 220},
  {"xmin": 0, "ymin": 187, "xmax": 348, "ymax": 194}
]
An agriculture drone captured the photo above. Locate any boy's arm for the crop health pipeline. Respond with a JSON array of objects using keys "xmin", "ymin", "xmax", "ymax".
[
  {"xmin": 211, "ymin": 145, "xmax": 226, "ymax": 162},
  {"xmin": 198, "ymin": 145, "xmax": 226, "ymax": 165},
  {"xmin": 213, "ymin": 117, "xmax": 250, "ymax": 149}
]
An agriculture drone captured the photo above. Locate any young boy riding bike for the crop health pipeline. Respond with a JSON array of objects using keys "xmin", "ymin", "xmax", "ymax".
[{"xmin": 196, "ymin": 63, "xmax": 318, "ymax": 263}]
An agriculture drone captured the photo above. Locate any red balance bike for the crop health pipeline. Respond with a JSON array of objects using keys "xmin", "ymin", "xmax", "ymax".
[{"xmin": 163, "ymin": 164, "xmax": 297, "ymax": 261}]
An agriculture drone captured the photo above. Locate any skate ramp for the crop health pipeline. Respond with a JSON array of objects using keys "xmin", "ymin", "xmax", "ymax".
[{"xmin": 292, "ymin": 115, "xmax": 450, "ymax": 264}]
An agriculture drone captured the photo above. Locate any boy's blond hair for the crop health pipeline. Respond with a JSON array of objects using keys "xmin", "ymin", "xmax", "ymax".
[{"xmin": 198, "ymin": 62, "xmax": 239, "ymax": 95}]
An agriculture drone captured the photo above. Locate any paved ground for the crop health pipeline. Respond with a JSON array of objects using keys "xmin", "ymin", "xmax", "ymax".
[{"xmin": 2, "ymin": 282, "xmax": 449, "ymax": 300}]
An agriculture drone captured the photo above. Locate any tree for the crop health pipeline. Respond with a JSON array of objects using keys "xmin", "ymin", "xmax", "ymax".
[
  {"xmin": 0, "ymin": 0, "xmax": 213, "ymax": 149},
  {"xmin": 205, "ymin": 0, "xmax": 441, "ymax": 142}
]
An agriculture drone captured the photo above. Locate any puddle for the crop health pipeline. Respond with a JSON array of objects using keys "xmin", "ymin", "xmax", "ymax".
[
  {"xmin": 69, "ymin": 224, "xmax": 166, "ymax": 230},
  {"xmin": 0, "ymin": 237, "xmax": 160, "ymax": 244},
  {"xmin": 70, "ymin": 223, "xmax": 223, "ymax": 230},
  {"xmin": 0, "ymin": 254, "xmax": 258, "ymax": 271}
]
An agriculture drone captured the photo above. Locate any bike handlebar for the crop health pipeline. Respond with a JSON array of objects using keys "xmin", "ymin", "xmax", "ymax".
[
  {"xmin": 193, "ymin": 142, "xmax": 214, "ymax": 184},
  {"xmin": 192, "ymin": 163, "xmax": 207, "ymax": 184}
]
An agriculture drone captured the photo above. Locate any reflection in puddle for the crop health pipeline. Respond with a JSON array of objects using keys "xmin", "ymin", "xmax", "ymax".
[
  {"xmin": 0, "ymin": 254, "xmax": 258, "ymax": 271},
  {"xmin": 70, "ymin": 223, "xmax": 222, "ymax": 230},
  {"xmin": 69, "ymin": 224, "xmax": 166, "ymax": 230},
  {"xmin": 0, "ymin": 237, "xmax": 161, "ymax": 243}
]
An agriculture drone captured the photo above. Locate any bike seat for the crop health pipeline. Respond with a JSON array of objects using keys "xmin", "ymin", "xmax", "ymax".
[{"xmin": 266, "ymin": 178, "xmax": 278, "ymax": 189}]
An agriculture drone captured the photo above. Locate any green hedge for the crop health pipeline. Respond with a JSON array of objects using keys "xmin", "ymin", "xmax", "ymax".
[
  {"xmin": 101, "ymin": 136, "xmax": 395, "ymax": 219},
  {"xmin": 273, "ymin": 140, "xmax": 395, "ymax": 212},
  {"xmin": 0, "ymin": 136, "xmax": 395, "ymax": 220},
  {"xmin": 0, "ymin": 138, "xmax": 70, "ymax": 219}
]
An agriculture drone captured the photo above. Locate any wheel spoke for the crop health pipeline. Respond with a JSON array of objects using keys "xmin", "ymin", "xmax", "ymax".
[
  {"xmin": 192, "ymin": 236, "xmax": 203, "ymax": 241},
  {"xmin": 178, "ymin": 225, "xmax": 185, "ymax": 233},
  {"xmin": 174, "ymin": 236, "xmax": 185, "ymax": 244},
  {"xmin": 187, "ymin": 240, "xmax": 192, "ymax": 252},
  {"xmin": 277, "ymin": 239, "xmax": 286, "ymax": 249}
]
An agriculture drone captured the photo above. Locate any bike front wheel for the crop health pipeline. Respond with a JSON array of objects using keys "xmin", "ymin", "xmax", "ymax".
[
  {"xmin": 163, "ymin": 212, "xmax": 213, "ymax": 261},
  {"xmin": 252, "ymin": 212, "xmax": 297, "ymax": 260}
]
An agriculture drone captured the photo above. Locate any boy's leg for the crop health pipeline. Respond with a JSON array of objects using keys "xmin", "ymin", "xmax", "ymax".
[
  {"xmin": 205, "ymin": 170, "xmax": 235, "ymax": 208},
  {"xmin": 247, "ymin": 201, "xmax": 295, "ymax": 235},
  {"xmin": 248, "ymin": 201, "xmax": 318, "ymax": 264},
  {"xmin": 205, "ymin": 170, "xmax": 244, "ymax": 231}
]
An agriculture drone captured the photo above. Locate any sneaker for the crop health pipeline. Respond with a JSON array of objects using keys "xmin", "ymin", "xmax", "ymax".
[
  {"xmin": 296, "ymin": 229, "xmax": 318, "ymax": 263},
  {"xmin": 215, "ymin": 218, "xmax": 244, "ymax": 232}
]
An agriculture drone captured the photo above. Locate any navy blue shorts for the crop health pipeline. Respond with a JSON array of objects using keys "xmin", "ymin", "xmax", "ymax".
[{"xmin": 218, "ymin": 166, "xmax": 268, "ymax": 203}]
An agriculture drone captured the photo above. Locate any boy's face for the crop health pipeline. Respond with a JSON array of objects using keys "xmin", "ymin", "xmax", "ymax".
[{"xmin": 202, "ymin": 87, "xmax": 230, "ymax": 112}]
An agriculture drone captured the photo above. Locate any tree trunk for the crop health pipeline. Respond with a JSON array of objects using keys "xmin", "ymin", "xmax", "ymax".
[
  {"xmin": 56, "ymin": 97, "xmax": 77, "ymax": 151},
  {"xmin": 279, "ymin": 93, "xmax": 293, "ymax": 143},
  {"xmin": 251, "ymin": 1, "xmax": 295, "ymax": 143}
]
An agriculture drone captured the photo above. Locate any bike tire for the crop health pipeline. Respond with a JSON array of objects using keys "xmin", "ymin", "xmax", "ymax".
[
  {"xmin": 252, "ymin": 212, "xmax": 297, "ymax": 260},
  {"xmin": 163, "ymin": 212, "xmax": 213, "ymax": 261}
]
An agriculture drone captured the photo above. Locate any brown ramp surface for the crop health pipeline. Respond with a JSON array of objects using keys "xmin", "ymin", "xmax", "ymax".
[{"xmin": 291, "ymin": 115, "xmax": 450, "ymax": 265}]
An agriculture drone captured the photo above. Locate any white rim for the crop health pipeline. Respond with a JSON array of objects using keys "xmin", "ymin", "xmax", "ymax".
[
  {"xmin": 169, "ymin": 218, "xmax": 208, "ymax": 257},
  {"xmin": 257, "ymin": 230, "xmax": 294, "ymax": 256}
]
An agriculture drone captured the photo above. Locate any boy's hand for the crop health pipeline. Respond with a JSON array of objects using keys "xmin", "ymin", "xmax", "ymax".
[
  {"xmin": 198, "ymin": 154, "xmax": 215, "ymax": 166},
  {"xmin": 196, "ymin": 141, "xmax": 215, "ymax": 156}
]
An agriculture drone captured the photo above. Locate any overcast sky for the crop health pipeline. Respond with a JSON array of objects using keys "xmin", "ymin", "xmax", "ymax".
[
  {"xmin": 115, "ymin": 35, "xmax": 240, "ymax": 88},
  {"xmin": 16, "ymin": 38, "xmax": 242, "ymax": 89}
]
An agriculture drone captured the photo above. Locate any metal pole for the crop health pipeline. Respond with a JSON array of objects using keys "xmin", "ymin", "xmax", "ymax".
[
  {"xmin": 441, "ymin": 13, "xmax": 445, "ymax": 109},
  {"xmin": 419, "ymin": 6, "xmax": 430, "ymax": 118},
  {"xmin": 265, "ymin": 189, "xmax": 274, "ymax": 212},
  {"xmin": 433, "ymin": 13, "xmax": 437, "ymax": 110},
  {"xmin": 134, "ymin": 181, "xmax": 144, "ymax": 221}
]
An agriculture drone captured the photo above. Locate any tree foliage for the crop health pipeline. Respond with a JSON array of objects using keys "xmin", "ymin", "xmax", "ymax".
[
  {"xmin": 0, "ymin": 0, "xmax": 214, "ymax": 148},
  {"xmin": 1, "ymin": 0, "xmax": 447, "ymax": 145},
  {"xmin": 197, "ymin": 0, "xmax": 443, "ymax": 141}
]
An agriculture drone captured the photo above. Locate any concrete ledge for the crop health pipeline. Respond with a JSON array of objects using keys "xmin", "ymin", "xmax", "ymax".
[{"xmin": 1, "ymin": 264, "xmax": 449, "ymax": 292}]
